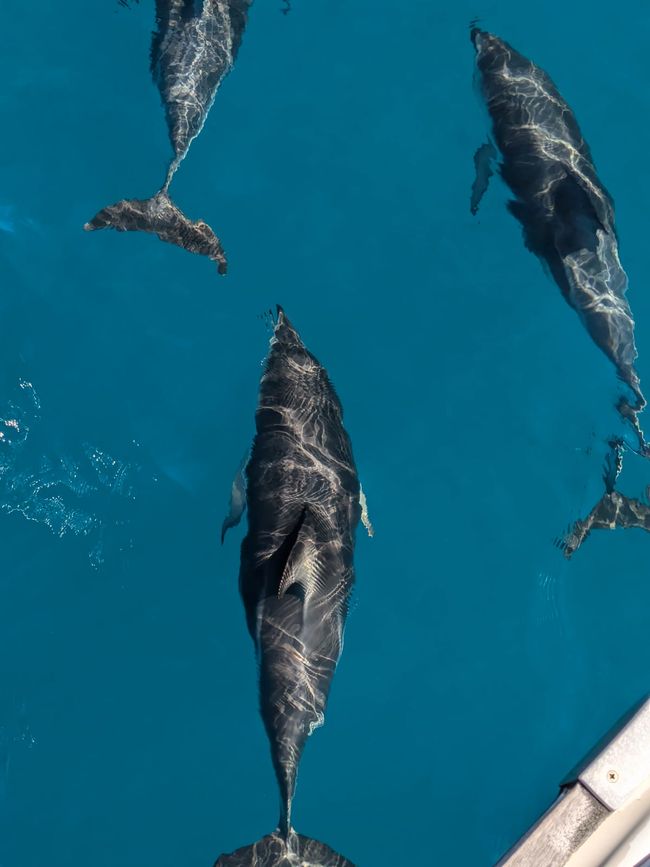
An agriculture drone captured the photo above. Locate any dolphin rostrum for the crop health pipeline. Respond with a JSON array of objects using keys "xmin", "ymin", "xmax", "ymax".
[
  {"xmin": 218, "ymin": 307, "xmax": 363, "ymax": 866},
  {"xmin": 470, "ymin": 28, "xmax": 646, "ymax": 448},
  {"xmin": 86, "ymin": 1, "xmax": 254, "ymax": 273}
]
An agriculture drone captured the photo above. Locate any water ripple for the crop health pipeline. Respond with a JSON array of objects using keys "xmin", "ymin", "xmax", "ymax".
[{"xmin": 0, "ymin": 379, "xmax": 138, "ymax": 568}]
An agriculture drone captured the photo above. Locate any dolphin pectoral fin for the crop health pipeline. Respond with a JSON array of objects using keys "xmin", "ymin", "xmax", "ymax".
[
  {"xmin": 359, "ymin": 485, "xmax": 374, "ymax": 538},
  {"xmin": 470, "ymin": 141, "xmax": 497, "ymax": 216},
  {"xmin": 506, "ymin": 198, "xmax": 540, "ymax": 239},
  {"xmin": 551, "ymin": 174, "xmax": 606, "ymax": 255},
  {"xmin": 506, "ymin": 199, "xmax": 551, "ymax": 260},
  {"xmin": 214, "ymin": 830, "xmax": 356, "ymax": 866},
  {"xmin": 221, "ymin": 507, "xmax": 245, "ymax": 545},
  {"xmin": 221, "ymin": 454, "xmax": 249, "ymax": 544}
]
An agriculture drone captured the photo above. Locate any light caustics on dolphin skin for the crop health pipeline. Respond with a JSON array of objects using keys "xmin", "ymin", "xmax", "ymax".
[
  {"xmin": 470, "ymin": 29, "xmax": 646, "ymax": 448},
  {"xmin": 218, "ymin": 308, "xmax": 360, "ymax": 867},
  {"xmin": 470, "ymin": 28, "xmax": 650, "ymax": 554},
  {"xmin": 87, "ymin": 1, "xmax": 254, "ymax": 273}
]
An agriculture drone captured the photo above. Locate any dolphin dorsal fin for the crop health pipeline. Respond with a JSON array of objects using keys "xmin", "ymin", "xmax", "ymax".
[
  {"xmin": 276, "ymin": 506, "xmax": 333, "ymax": 600},
  {"xmin": 277, "ymin": 534, "xmax": 325, "ymax": 600}
]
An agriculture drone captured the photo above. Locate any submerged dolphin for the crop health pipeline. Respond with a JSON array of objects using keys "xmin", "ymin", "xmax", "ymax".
[
  {"xmin": 218, "ymin": 308, "xmax": 362, "ymax": 867},
  {"xmin": 86, "ymin": 1, "xmax": 254, "ymax": 273},
  {"xmin": 470, "ymin": 29, "xmax": 646, "ymax": 446}
]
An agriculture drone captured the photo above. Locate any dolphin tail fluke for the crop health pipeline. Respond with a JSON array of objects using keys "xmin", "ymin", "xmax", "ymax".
[
  {"xmin": 214, "ymin": 831, "xmax": 355, "ymax": 867},
  {"xmin": 560, "ymin": 488, "xmax": 650, "ymax": 558},
  {"xmin": 84, "ymin": 191, "xmax": 227, "ymax": 274}
]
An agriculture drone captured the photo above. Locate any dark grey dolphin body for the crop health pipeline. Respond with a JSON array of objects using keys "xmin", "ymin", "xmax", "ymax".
[
  {"xmin": 86, "ymin": 1, "xmax": 253, "ymax": 273},
  {"xmin": 471, "ymin": 29, "xmax": 646, "ymax": 446},
  {"xmin": 218, "ymin": 308, "xmax": 360, "ymax": 867}
]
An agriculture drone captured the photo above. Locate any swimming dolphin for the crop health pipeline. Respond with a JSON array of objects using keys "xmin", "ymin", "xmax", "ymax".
[
  {"xmin": 86, "ymin": 1, "xmax": 254, "ymax": 273},
  {"xmin": 218, "ymin": 307, "xmax": 362, "ymax": 867},
  {"xmin": 470, "ymin": 28, "xmax": 646, "ymax": 447}
]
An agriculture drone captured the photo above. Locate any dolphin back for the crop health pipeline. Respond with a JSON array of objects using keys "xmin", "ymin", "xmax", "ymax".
[
  {"xmin": 239, "ymin": 308, "xmax": 359, "ymax": 833},
  {"xmin": 215, "ymin": 831, "xmax": 356, "ymax": 867},
  {"xmin": 151, "ymin": 0, "xmax": 253, "ymax": 166}
]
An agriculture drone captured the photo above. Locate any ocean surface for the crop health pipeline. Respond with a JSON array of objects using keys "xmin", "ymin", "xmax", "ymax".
[{"xmin": 2, "ymin": 1, "xmax": 650, "ymax": 865}]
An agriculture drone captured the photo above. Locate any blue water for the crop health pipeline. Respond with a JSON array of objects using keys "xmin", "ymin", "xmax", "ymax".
[{"xmin": 2, "ymin": 2, "xmax": 650, "ymax": 865}]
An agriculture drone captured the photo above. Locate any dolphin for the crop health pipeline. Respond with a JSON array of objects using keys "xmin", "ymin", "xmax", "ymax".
[
  {"xmin": 470, "ymin": 28, "xmax": 646, "ymax": 448},
  {"xmin": 218, "ymin": 307, "xmax": 361, "ymax": 867},
  {"xmin": 86, "ymin": 1, "xmax": 254, "ymax": 273}
]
